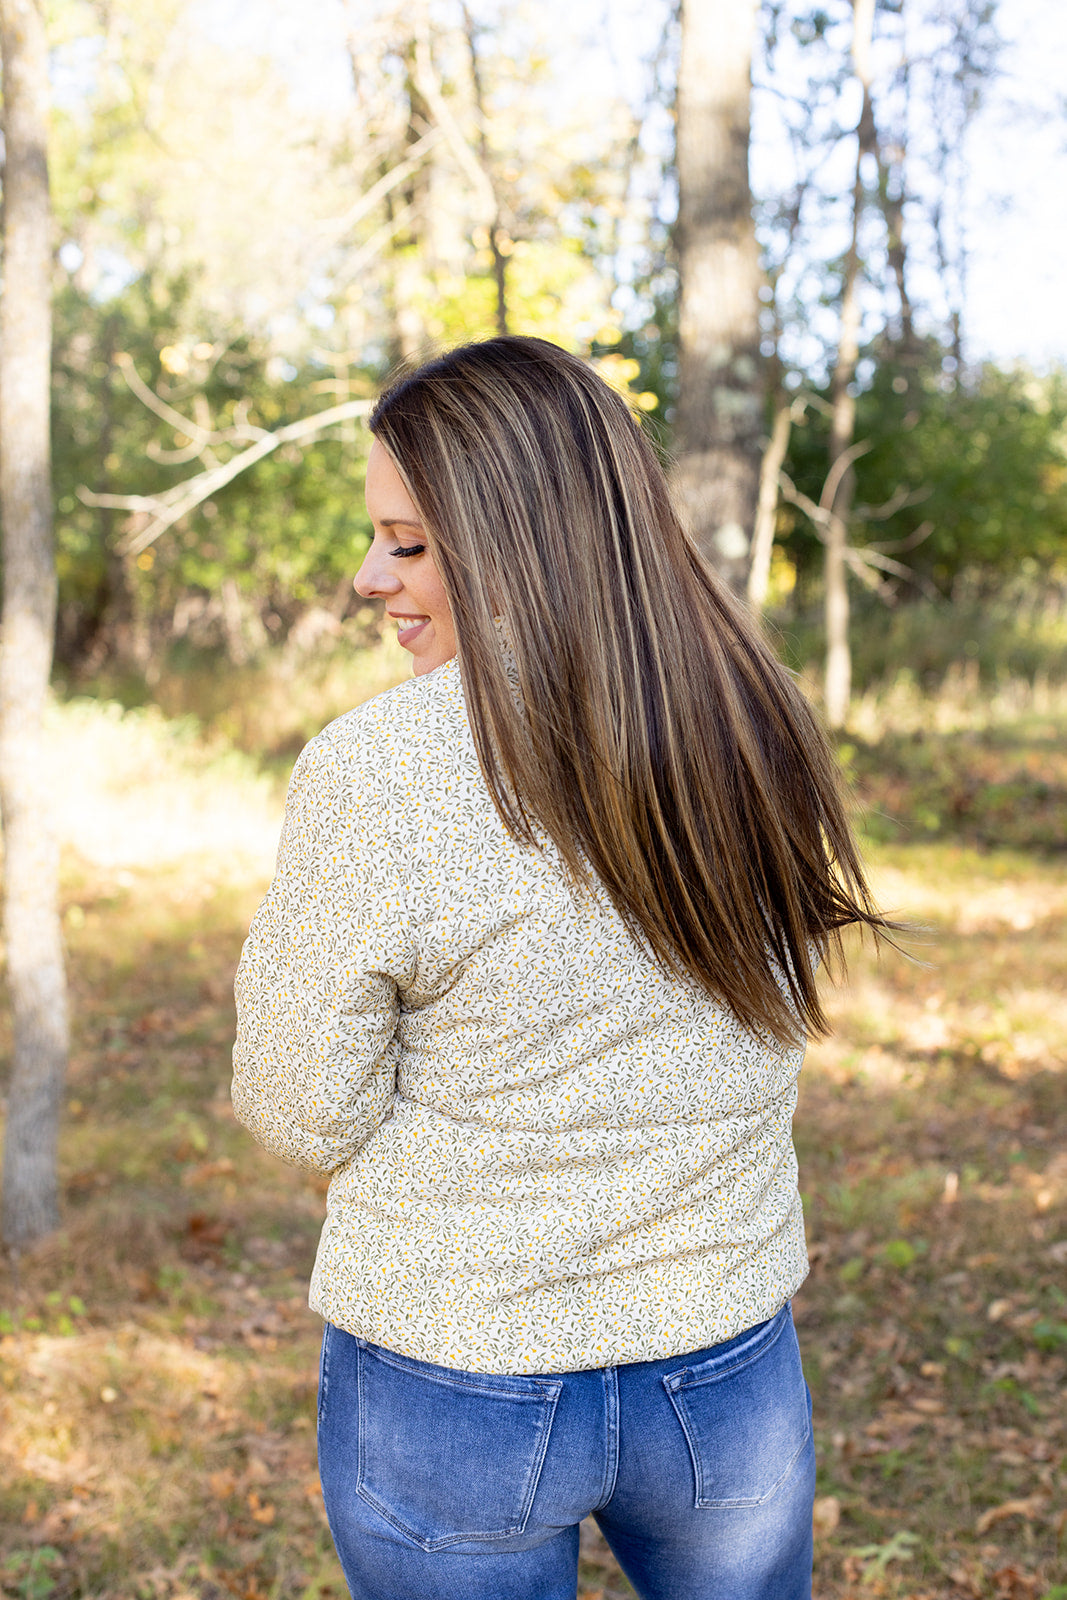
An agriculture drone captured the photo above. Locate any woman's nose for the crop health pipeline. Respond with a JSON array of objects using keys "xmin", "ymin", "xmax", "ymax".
[{"xmin": 353, "ymin": 546, "xmax": 400, "ymax": 599}]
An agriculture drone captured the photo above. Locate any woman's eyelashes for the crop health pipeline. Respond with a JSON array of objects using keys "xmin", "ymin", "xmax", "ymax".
[{"xmin": 389, "ymin": 543, "xmax": 425, "ymax": 558}]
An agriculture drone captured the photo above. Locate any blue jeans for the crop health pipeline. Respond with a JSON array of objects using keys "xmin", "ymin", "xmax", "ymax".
[{"xmin": 317, "ymin": 1301, "xmax": 814, "ymax": 1599}]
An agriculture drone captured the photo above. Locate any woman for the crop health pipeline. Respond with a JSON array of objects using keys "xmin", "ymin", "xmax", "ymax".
[{"xmin": 232, "ymin": 336, "xmax": 888, "ymax": 1600}]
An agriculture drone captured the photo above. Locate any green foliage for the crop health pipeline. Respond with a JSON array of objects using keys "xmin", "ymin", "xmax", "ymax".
[
  {"xmin": 1, "ymin": 1548, "xmax": 62, "ymax": 1600},
  {"xmin": 781, "ymin": 349, "xmax": 1067, "ymax": 595},
  {"xmin": 596, "ymin": 294, "xmax": 678, "ymax": 441},
  {"xmin": 1031, "ymin": 1318, "xmax": 1067, "ymax": 1353},
  {"xmin": 52, "ymin": 274, "xmax": 376, "ymax": 666},
  {"xmin": 776, "ymin": 578, "xmax": 1067, "ymax": 695},
  {"xmin": 410, "ymin": 236, "xmax": 610, "ymax": 350},
  {"xmin": 880, "ymin": 1238, "xmax": 918, "ymax": 1269},
  {"xmin": 848, "ymin": 1529, "xmax": 919, "ymax": 1580}
]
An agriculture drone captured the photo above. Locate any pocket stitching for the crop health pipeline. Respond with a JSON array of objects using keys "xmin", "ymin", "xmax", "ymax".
[
  {"xmin": 669, "ymin": 1397, "xmax": 812, "ymax": 1508},
  {"xmin": 360, "ymin": 1340, "xmax": 562, "ymax": 1402},
  {"xmin": 355, "ymin": 1344, "xmax": 561, "ymax": 1551},
  {"xmin": 663, "ymin": 1304, "xmax": 789, "ymax": 1394},
  {"xmin": 662, "ymin": 1309, "xmax": 810, "ymax": 1509}
]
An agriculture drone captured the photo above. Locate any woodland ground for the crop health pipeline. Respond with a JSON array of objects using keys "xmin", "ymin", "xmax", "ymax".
[{"xmin": 1, "ymin": 660, "xmax": 1065, "ymax": 1600}]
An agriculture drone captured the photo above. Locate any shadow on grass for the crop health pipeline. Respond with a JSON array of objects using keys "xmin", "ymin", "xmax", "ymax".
[{"xmin": 0, "ymin": 834, "xmax": 1065, "ymax": 1599}]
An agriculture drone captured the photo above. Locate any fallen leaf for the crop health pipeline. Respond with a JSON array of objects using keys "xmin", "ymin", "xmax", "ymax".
[
  {"xmin": 182, "ymin": 1158, "xmax": 237, "ymax": 1186},
  {"xmin": 948, "ymin": 1562, "xmax": 984, "ymax": 1598},
  {"xmin": 247, "ymin": 1489, "xmax": 276, "ymax": 1524},
  {"xmin": 209, "ymin": 1471, "xmax": 236, "ymax": 1500},
  {"xmin": 974, "ymin": 1495, "xmax": 1047, "ymax": 1535},
  {"xmin": 813, "ymin": 1494, "xmax": 841, "ymax": 1538},
  {"xmin": 992, "ymin": 1565, "xmax": 1041, "ymax": 1599}
]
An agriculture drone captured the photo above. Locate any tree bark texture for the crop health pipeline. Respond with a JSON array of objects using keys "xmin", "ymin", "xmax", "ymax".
[
  {"xmin": 673, "ymin": 0, "xmax": 762, "ymax": 592},
  {"xmin": 0, "ymin": 0, "xmax": 69, "ymax": 1250},
  {"xmin": 824, "ymin": 0, "xmax": 876, "ymax": 730}
]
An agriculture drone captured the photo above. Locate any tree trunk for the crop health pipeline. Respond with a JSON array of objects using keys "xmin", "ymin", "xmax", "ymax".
[
  {"xmin": 81, "ymin": 313, "xmax": 137, "ymax": 673},
  {"xmin": 462, "ymin": 5, "xmax": 508, "ymax": 336},
  {"xmin": 878, "ymin": 158, "xmax": 913, "ymax": 353},
  {"xmin": 0, "ymin": 0, "xmax": 69, "ymax": 1252},
  {"xmin": 672, "ymin": 0, "xmax": 762, "ymax": 592},
  {"xmin": 746, "ymin": 402, "xmax": 793, "ymax": 615},
  {"xmin": 386, "ymin": 41, "xmax": 433, "ymax": 364},
  {"xmin": 824, "ymin": 0, "xmax": 876, "ymax": 731}
]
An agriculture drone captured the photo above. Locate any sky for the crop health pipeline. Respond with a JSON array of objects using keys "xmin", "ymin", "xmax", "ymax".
[
  {"xmin": 595, "ymin": 0, "xmax": 1067, "ymax": 373},
  {"xmin": 171, "ymin": 0, "xmax": 1067, "ymax": 373},
  {"xmin": 962, "ymin": 0, "xmax": 1067, "ymax": 371}
]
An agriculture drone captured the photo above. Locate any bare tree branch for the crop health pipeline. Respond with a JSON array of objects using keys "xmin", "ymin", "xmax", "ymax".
[
  {"xmin": 115, "ymin": 353, "xmax": 213, "ymax": 445},
  {"xmin": 843, "ymin": 545, "xmax": 897, "ymax": 602},
  {"xmin": 312, "ymin": 126, "xmax": 443, "ymax": 244},
  {"xmin": 413, "ymin": 16, "xmax": 495, "ymax": 220},
  {"xmin": 853, "ymin": 483, "xmax": 932, "ymax": 522},
  {"xmin": 115, "ymin": 353, "xmax": 270, "ymax": 470},
  {"xmin": 778, "ymin": 468, "xmax": 831, "ymax": 537},
  {"xmin": 779, "ymin": 471, "xmax": 938, "ymax": 601},
  {"xmin": 748, "ymin": 398, "xmax": 806, "ymax": 612},
  {"xmin": 78, "ymin": 397, "xmax": 374, "ymax": 556},
  {"xmin": 846, "ymin": 546, "xmax": 915, "ymax": 581},
  {"xmin": 335, "ymin": 202, "xmax": 416, "ymax": 288},
  {"xmin": 461, "ymin": 1, "xmax": 510, "ymax": 334},
  {"xmin": 846, "ymin": 542, "xmax": 940, "ymax": 599},
  {"xmin": 868, "ymin": 517, "xmax": 936, "ymax": 555},
  {"xmin": 820, "ymin": 436, "xmax": 873, "ymax": 513}
]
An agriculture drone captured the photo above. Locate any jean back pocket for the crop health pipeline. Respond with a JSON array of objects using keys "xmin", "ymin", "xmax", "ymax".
[
  {"xmin": 355, "ymin": 1341, "xmax": 562, "ymax": 1551},
  {"xmin": 663, "ymin": 1304, "xmax": 812, "ymax": 1509}
]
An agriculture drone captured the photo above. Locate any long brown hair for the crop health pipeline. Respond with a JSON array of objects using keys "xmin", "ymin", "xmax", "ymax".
[{"xmin": 370, "ymin": 336, "xmax": 889, "ymax": 1045}]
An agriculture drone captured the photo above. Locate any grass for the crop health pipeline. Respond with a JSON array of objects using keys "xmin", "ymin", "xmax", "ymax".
[
  {"xmin": 843, "ymin": 667, "xmax": 1067, "ymax": 855},
  {"xmin": 794, "ymin": 837, "xmax": 1067, "ymax": 1599},
  {"xmin": 56, "ymin": 620, "xmax": 412, "ymax": 765},
  {"xmin": 1, "ymin": 673, "xmax": 1066, "ymax": 1600},
  {"xmin": 774, "ymin": 579, "xmax": 1067, "ymax": 701}
]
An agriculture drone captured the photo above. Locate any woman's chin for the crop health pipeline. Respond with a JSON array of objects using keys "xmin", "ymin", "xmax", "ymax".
[{"xmin": 411, "ymin": 646, "xmax": 454, "ymax": 677}]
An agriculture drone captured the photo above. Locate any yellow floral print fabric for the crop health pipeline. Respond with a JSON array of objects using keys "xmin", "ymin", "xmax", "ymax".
[{"xmin": 232, "ymin": 657, "xmax": 809, "ymax": 1374}]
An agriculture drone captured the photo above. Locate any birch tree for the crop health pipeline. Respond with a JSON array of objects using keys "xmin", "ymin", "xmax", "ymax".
[
  {"xmin": 0, "ymin": 0, "xmax": 69, "ymax": 1251},
  {"xmin": 823, "ymin": 0, "xmax": 877, "ymax": 729}
]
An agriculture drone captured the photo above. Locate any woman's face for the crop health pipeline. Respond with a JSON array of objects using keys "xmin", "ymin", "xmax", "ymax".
[{"xmin": 355, "ymin": 439, "xmax": 457, "ymax": 676}]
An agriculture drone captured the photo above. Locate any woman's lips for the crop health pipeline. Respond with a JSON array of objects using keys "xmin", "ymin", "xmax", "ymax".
[{"xmin": 391, "ymin": 615, "xmax": 429, "ymax": 647}]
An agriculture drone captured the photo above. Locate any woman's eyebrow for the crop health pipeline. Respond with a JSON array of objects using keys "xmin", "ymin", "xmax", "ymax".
[{"xmin": 379, "ymin": 516, "xmax": 424, "ymax": 529}]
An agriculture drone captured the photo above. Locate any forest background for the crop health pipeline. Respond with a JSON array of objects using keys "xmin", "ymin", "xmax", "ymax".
[{"xmin": 1, "ymin": 1, "xmax": 1066, "ymax": 1598}]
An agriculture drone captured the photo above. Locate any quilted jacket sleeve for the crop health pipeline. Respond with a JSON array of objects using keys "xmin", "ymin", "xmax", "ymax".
[{"xmin": 231, "ymin": 723, "xmax": 414, "ymax": 1172}]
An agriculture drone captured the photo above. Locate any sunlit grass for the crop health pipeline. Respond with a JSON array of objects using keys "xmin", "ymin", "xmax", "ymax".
[
  {"xmin": 2, "ymin": 660, "xmax": 1066, "ymax": 1599},
  {"xmin": 42, "ymin": 699, "xmax": 284, "ymax": 876},
  {"xmin": 847, "ymin": 662, "xmax": 1067, "ymax": 740},
  {"xmin": 61, "ymin": 620, "xmax": 413, "ymax": 765}
]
